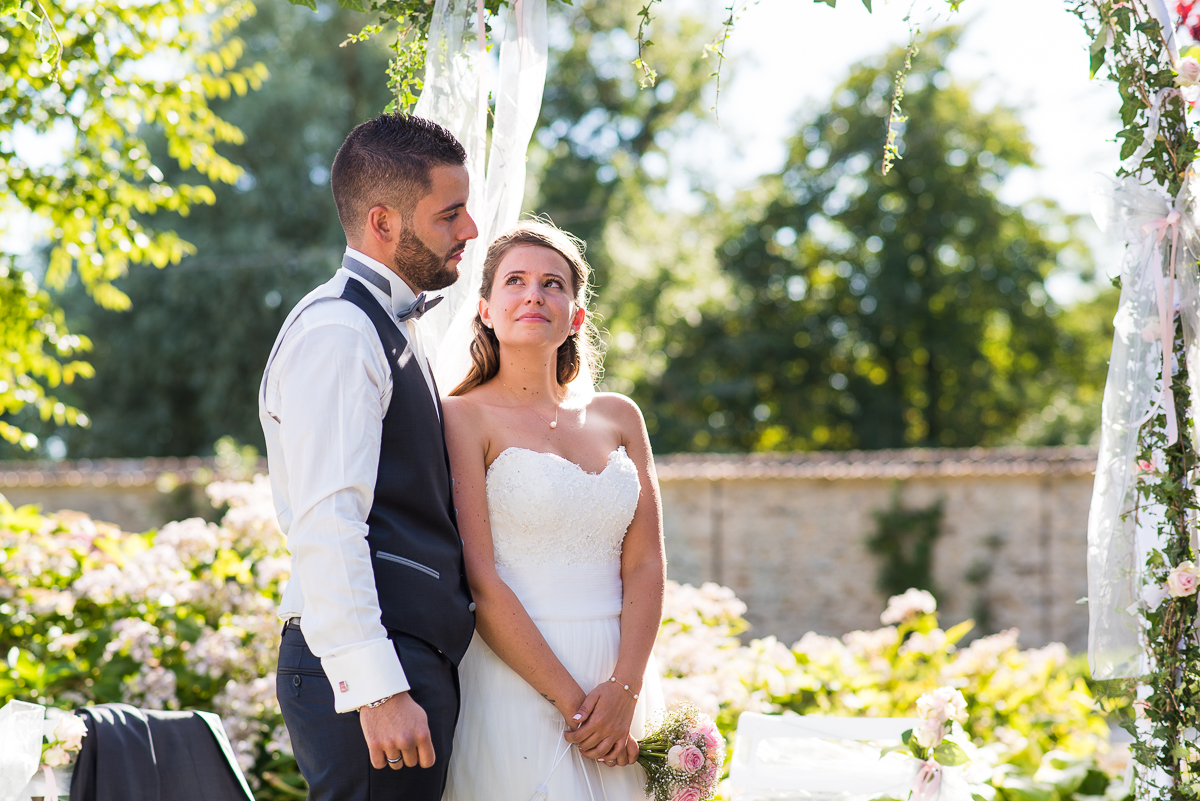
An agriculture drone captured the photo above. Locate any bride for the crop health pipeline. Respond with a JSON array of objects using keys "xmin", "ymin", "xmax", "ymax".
[{"xmin": 440, "ymin": 220, "xmax": 666, "ymax": 800}]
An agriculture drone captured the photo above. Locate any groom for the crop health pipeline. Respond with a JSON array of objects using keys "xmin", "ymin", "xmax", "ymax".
[{"xmin": 260, "ymin": 114, "xmax": 478, "ymax": 800}]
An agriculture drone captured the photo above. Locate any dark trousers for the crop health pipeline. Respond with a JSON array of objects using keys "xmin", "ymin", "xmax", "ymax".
[{"xmin": 277, "ymin": 624, "xmax": 460, "ymax": 801}]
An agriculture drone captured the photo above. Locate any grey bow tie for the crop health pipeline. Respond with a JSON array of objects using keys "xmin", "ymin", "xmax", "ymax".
[
  {"xmin": 396, "ymin": 292, "xmax": 443, "ymax": 322},
  {"xmin": 342, "ymin": 253, "xmax": 443, "ymax": 322}
]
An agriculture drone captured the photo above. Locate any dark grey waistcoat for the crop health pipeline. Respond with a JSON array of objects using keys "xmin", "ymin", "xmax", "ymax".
[{"xmin": 340, "ymin": 277, "xmax": 475, "ymax": 664}]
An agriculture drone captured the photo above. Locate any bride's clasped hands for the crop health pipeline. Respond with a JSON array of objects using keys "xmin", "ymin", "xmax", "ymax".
[
  {"xmin": 566, "ymin": 674, "xmax": 643, "ymax": 767},
  {"xmin": 441, "ymin": 220, "xmax": 666, "ymax": 800}
]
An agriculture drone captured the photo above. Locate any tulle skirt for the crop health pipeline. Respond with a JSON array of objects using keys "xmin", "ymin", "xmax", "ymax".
[{"xmin": 442, "ymin": 615, "xmax": 664, "ymax": 801}]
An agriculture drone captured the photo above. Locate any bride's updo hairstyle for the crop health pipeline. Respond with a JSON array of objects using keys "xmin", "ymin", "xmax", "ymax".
[{"xmin": 450, "ymin": 220, "xmax": 599, "ymax": 397}]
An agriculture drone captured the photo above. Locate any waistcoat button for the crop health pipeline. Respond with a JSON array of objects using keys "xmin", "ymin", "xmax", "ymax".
[{"xmin": 468, "ymin": 602, "xmax": 476, "ymax": 612}]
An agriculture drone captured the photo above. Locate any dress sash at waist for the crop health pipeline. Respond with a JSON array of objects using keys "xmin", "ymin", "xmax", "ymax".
[{"xmin": 497, "ymin": 561, "xmax": 623, "ymax": 621}]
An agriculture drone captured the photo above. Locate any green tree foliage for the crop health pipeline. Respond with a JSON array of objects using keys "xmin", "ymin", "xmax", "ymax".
[
  {"xmin": 33, "ymin": 0, "xmax": 715, "ymax": 458},
  {"xmin": 642, "ymin": 30, "xmax": 1089, "ymax": 453},
  {"xmin": 45, "ymin": 2, "xmax": 395, "ymax": 458},
  {"xmin": 0, "ymin": 0, "xmax": 265, "ymax": 448},
  {"xmin": 528, "ymin": 0, "xmax": 730, "ymax": 394}
]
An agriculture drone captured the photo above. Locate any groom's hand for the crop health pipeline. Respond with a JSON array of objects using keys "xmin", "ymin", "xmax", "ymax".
[{"xmin": 360, "ymin": 692, "xmax": 436, "ymax": 770}]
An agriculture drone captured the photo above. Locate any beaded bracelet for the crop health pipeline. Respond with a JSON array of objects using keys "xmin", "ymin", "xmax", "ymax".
[{"xmin": 608, "ymin": 676, "xmax": 639, "ymax": 700}]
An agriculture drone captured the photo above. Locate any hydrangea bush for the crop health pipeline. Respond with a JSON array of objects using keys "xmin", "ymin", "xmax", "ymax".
[
  {"xmin": 2, "ymin": 478, "xmax": 1127, "ymax": 800},
  {"xmin": 0, "ymin": 477, "xmax": 304, "ymax": 799}
]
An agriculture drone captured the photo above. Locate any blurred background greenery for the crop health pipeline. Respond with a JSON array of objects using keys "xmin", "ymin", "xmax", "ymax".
[{"xmin": 2, "ymin": 0, "xmax": 1115, "ymax": 460}]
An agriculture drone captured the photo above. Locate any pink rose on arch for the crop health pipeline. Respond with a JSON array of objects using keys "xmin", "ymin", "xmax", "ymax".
[
  {"xmin": 670, "ymin": 787, "xmax": 702, "ymax": 801},
  {"xmin": 1167, "ymin": 561, "xmax": 1199, "ymax": 597},
  {"xmin": 1178, "ymin": 56, "xmax": 1200, "ymax": 87},
  {"xmin": 678, "ymin": 745, "xmax": 705, "ymax": 774}
]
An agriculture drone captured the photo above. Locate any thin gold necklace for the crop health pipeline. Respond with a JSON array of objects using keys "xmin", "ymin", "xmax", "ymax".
[{"xmin": 499, "ymin": 379, "xmax": 560, "ymax": 430}]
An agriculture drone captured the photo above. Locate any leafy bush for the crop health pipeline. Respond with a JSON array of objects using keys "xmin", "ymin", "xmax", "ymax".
[
  {"xmin": 656, "ymin": 584, "xmax": 1131, "ymax": 801},
  {"xmin": 0, "ymin": 477, "xmax": 304, "ymax": 799},
  {"xmin": 1, "ymin": 478, "xmax": 1128, "ymax": 801}
]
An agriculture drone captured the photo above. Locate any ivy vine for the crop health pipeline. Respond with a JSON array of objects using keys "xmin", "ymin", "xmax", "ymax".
[
  {"xmin": 1071, "ymin": 1, "xmax": 1200, "ymax": 797},
  {"xmin": 866, "ymin": 487, "xmax": 944, "ymax": 601}
]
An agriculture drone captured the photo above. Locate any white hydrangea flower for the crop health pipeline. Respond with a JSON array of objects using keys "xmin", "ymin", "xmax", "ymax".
[
  {"xmin": 900, "ymin": 628, "xmax": 949, "ymax": 656},
  {"xmin": 880, "ymin": 588, "xmax": 937, "ymax": 625},
  {"xmin": 122, "ymin": 664, "xmax": 178, "ymax": 710},
  {"xmin": 156, "ymin": 518, "xmax": 222, "ymax": 565},
  {"xmin": 104, "ymin": 618, "xmax": 163, "ymax": 663}
]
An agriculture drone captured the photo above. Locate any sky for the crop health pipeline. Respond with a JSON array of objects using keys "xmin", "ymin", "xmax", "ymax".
[{"xmin": 681, "ymin": 0, "xmax": 1122, "ymax": 301}]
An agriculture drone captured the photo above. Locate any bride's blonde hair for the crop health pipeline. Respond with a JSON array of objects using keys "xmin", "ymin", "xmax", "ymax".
[{"xmin": 450, "ymin": 220, "xmax": 600, "ymax": 397}]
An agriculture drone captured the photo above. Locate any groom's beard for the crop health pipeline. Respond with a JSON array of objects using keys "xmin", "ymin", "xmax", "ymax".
[{"xmin": 393, "ymin": 227, "xmax": 464, "ymax": 292}]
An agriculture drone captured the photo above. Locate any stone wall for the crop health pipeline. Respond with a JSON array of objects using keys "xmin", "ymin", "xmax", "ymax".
[
  {"xmin": 654, "ymin": 447, "xmax": 1095, "ymax": 651},
  {"xmin": 1, "ymin": 447, "xmax": 1097, "ymax": 651}
]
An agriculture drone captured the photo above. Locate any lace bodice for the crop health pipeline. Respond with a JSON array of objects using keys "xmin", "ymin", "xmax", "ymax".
[{"xmin": 485, "ymin": 446, "xmax": 640, "ymax": 568}]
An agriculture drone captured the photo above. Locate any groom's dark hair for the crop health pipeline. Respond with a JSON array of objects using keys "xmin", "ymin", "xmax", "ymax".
[{"xmin": 331, "ymin": 113, "xmax": 467, "ymax": 237}]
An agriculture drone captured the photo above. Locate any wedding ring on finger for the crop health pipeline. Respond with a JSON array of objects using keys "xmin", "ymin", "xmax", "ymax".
[{"xmin": 386, "ymin": 756, "xmax": 402, "ymax": 765}]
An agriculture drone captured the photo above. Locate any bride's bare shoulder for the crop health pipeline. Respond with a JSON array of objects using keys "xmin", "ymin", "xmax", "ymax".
[
  {"xmin": 588, "ymin": 391, "xmax": 647, "ymax": 428},
  {"xmin": 442, "ymin": 388, "xmax": 491, "ymax": 430}
]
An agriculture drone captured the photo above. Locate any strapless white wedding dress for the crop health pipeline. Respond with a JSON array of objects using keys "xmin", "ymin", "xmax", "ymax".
[{"xmin": 442, "ymin": 446, "xmax": 663, "ymax": 801}]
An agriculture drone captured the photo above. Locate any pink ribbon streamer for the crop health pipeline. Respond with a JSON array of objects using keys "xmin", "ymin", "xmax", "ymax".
[
  {"xmin": 42, "ymin": 764, "xmax": 58, "ymax": 799},
  {"xmin": 1141, "ymin": 209, "xmax": 1181, "ymax": 444},
  {"xmin": 911, "ymin": 759, "xmax": 941, "ymax": 801}
]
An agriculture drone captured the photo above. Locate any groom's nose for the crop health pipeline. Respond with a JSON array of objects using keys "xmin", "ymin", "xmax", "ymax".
[{"xmin": 457, "ymin": 210, "xmax": 479, "ymax": 242}]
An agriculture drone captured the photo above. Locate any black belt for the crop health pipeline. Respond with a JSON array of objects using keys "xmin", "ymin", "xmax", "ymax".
[{"xmin": 282, "ymin": 618, "xmax": 302, "ymax": 635}]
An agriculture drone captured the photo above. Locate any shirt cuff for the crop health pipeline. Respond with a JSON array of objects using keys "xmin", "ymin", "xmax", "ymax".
[{"xmin": 321, "ymin": 637, "xmax": 410, "ymax": 714}]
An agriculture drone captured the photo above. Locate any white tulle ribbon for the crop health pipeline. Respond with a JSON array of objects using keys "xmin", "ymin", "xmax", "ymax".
[
  {"xmin": 1087, "ymin": 166, "xmax": 1200, "ymax": 679},
  {"xmin": 1142, "ymin": 0, "xmax": 1180, "ymax": 69},
  {"xmin": 1142, "ymin": 208, "xmax": 1181, "ymax": 445},
  {"xmin": 415, "ymin": 0, "xmax": 551, "ymax": 394}
]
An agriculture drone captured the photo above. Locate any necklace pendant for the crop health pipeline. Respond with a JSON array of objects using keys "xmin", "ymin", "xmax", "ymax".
[{"xmin": 549, "ymin": 421, "xmax": 557, "ymax": 429}]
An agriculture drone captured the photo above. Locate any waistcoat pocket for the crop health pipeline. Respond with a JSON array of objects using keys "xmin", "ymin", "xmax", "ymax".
[{"xmin": 376, "ymin": 551, "xmax": 441, "ymax": 580}]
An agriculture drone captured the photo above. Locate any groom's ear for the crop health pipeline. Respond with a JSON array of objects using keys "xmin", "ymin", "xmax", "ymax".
[{"xmin": 365, "ymin": 204, "xmax": 400, "ymax": 244}]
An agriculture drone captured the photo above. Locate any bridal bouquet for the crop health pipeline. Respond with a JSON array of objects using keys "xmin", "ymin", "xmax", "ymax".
[{"xmin": 637, "ymin": 703, "xmax": 725, "ymax": 801}]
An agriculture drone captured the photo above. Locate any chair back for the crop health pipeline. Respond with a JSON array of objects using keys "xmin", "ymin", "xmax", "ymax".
[{"xmin": 729, "ymin": 712, "xmax": 921, "ymax": 801}]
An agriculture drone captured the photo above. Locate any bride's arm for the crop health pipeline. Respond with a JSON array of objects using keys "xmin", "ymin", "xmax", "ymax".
[
  {"xmin": 443, "ymin": 396, "xmax": 588, "ymax": 727},
  {"xmin": 565, "ymin": 394, "xmax": 666, "ymax": 765}
]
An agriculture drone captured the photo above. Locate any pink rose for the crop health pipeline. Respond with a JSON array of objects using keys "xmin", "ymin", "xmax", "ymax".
[
  {"xmin": 679, "ymin": 745, "xmax": 705, "ymax": 774},
  {"xmin": 1178, "ymin": 56, "xmax": 1200, "ymax": 86},
  {"xmin": 697, "ymin": 720, "xmax": 721, "ymax": 750},
  {"xmin": 52, "ymin": 713, "xmax": 88, "ymax": 752},
  {"xmin": 913, "ymin": 718, "xmax": 944, "ymax": 749},
  {"xmin": 1137, "ymin": 459, "xmax": 1155, "ymax": 472},
  {"xmin": 916, "ymin": 687, "xmax": 967, "ymax": 725},
  {"xmin": 43, "ymin": 745, "xmax": 70, "ymax": 768},
  {"xmin": 670, "ymin": 787, "xmax": 702, "ymax": 801},
  {"xmin": 1168, "ymin": 561, "xmax": 1199, "ymax": 597}
]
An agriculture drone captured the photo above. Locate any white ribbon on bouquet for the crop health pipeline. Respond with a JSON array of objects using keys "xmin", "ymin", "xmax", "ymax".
[{"xmin": 414, "ymin": 0, "xmax": 552, "ymax": 394}]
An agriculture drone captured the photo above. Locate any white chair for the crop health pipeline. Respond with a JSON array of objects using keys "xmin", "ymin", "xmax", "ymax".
[{"xmin": 729, "ymin": 712, "xmax": 923, "ymax": 801}]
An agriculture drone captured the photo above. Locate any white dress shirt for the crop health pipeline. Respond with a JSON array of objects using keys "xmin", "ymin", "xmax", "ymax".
[{"xmin": 260, "ymin": 247, "xmax": 440, "ymax": 713}]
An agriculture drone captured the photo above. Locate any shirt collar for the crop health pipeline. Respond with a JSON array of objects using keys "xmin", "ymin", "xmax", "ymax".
[{"xmin": 343, "ymin": 247, "xmax": 419, "ymax": 320}]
